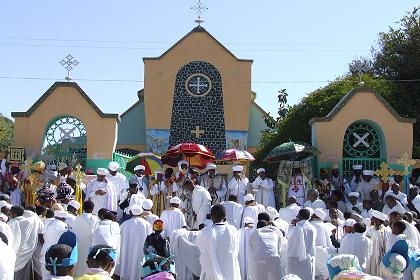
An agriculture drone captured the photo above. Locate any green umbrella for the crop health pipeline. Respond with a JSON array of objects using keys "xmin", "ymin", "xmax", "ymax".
[{"xmin": 264, "ymin": 141, "xmax": 317, "ymax": 163}]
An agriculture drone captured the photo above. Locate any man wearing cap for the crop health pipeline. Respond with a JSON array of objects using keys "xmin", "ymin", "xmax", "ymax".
[
  {"xmin": 220, "ymin": 195, "xmax": 244, "ymax": 229},
  {"xmin": 366, "ymin": 210, "xmax": 388, "ymax": 275},
  {"xmin": 85, "ymin": 168, "xmax": 117, "ymax": 215},
  {"xmin": 339, "ymin": 222, "xmax": 372, "ymax": 271},
  {"xmin": 40, "ymin": 209, "xmax": 69, "ymax": 279},
  {"xmin": 278, "ymin": 196, "xmax": 302, "ymax": 224},
  {"xmin": 150, "ymin": 170, "xmax": 169, "ymax": 216},
  {"xmin": 176, "ymin": 168, "xmax": 194, "ymax": 227},
  {"xmin": 119, "ymin": 204, "xmax": 152, "ymax": 280},
  {"xmin": 241, "ymin": 194, "xmax": 265, "ymax": 229},
  {"xmin": 119, "ymin": 177, "xmax": 146, "ymax": 223},
  {"xmin": 313, "ymin": 168, "xmax": 332, "ymax": 201},
  {"xmin": 349, "ymin": 165, "xmax": 363, "ymax": 193},
  {"xmin": 106, "ymin": 161, "xmax": 128, "ymax": 220},
  {"xmin": 175, "ymin": 160, "xmax": 189, "ymax": 185},
  {"xmin": 251, "ymin": 168, "xmax": 275, "ymax": 208},
  {"xmin": 65, "ymin": 200, "xmax": 80, "ymax": 228},
  {"xmin": 200, "ymin": 163, "xmax": 227, "ymax": 205},
  {"xmin": 160, "ymin": 196, "xmax": 187, "ymax": 239},
  {"xmin": 141, "ymin": 198, "xmax": 159, "ymax": 225},
  {"xmin": 144, "ymin": 219, "xmax": 171, "ymax": 259},
  {"xmin": 227, "ymin": 165, "xmax": 249, "ymax": 205},
  {"xmin": 356, "ymin": 170, "xmax": 380, "ymax": 201},
  {"xmin": 329, "ymin": 163, "xmax": 350, "ymax": 193},
  {"xmin": 57, "ymin": 162, "xmax": 69, "ymax": 184},
  {"xmin": 383, "ymin": 193, "xmax": 406, "ymax": 217},
  {"xmin": 345, "ymin": 192, "xmax": 363, "ymax": 213},
  {"xmin": 133, "ymin": 165, "xmax": 149, "ymax": 198},
  {"xmin": 0, "ymin": 209, "xmax": 13, "ymax": 247},
  {"xmin": 303, "ymin": 189, "xmax": 327, "ymax": 209}
]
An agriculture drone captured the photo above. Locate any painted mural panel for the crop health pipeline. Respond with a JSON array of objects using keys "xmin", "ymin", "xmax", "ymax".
[
  {"xmin": 146, "ymin": 129, "xmax": 170, "ymax": 155},
  {"xmin": 226, "ymin": 130, "xmax": 248, "ymax": 150}
]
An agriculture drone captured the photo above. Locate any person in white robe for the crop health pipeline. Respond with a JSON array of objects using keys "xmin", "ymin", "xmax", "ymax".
[
  {"xmin": 200, "ymin": 163, "xmax": 227, "ymax": 205},
  {"xmin": 92, "ymin": 211, "xmax": 120, "ymax": 250},
  {"xmin": 278, "ymin": 196, "xmax": 301, "ymax": 224},
  {"xmin": 106, "ymin": 161, "xmax": 128, "ymax": 221},
  {"xmin": 65, "ymin": 200, "xmax": 80, "ymax": 229},
  {"xmin": 71, "ymin": 200, "xmax": 99, "ymax": 277},
  {"xmin": 8, "ymin": 206, "xmax": 42, "ymax": 279},
  {"xmin": 160, "ymin": 196, "xmax": 187, "ymax": 239},
  {"xmin": 119, "ymin": 177, "xmax": 146, "ymax": 218},
  {"xmin": 286, "ymin": 209, "xmax": 316, "ymax": 280},
  {"xmin": 288, "ymin": 168, "xmax": 309, "ymax": 206},
  {"xmin": 187, "ymin": 180, "xmax": 211, "ymax": 229},
  {"xmin": 220, "ymin": 195, "xmax": 243, "ymax": 229},
  {"xmin": 310, "ymin": 208, "xmax": 334, "ymax": 279},
  {"xmin": 339, "ymin": 222, "xmax": 372, "ymax": 271},
  {"xmin": 227, "ymin": 165, "xmax": 249, "ymax": 205},
  {"xmin": 266, "ymin": 206, "xmax": 289, "ymax": 236},
  {"xmin": 303, "ymin": 189, "xmax": 327, "ymax": 209},
  {"xmin": 133, "ymin": 165, "xmax": 149, "ymax": 198},
  {"xmin": 383, "ymin": 193, "xmax": 406, "ymax": 216},
  {"xmin": 344, "ymin": 192, "xmax": 363, "ymax": 213},
  {"xmin": 85, "ymin": 168, "xmax": 117, "ymax": 214},
  {"xmin": 365, "ymin": 210, "xmax": 388, "ymax": 275},
  {"xmin": 0, "ymin": 237, "xmax": 16, "ymax": 280},
  {"xmin": 40, "ymin": 210, "xmax": 69, "ymax": 280},
  {"xmin": 241, "ymin": 194, "xmax": 265, "ymax": 229},
  {"xmin": 251, "ymin": 168, "xmax": 276, "ymax": 208},
  {"xmin": 118, "ymin": 204, "xmax": 152, "ymax": 280},
  {"xmin": 238, "ymin": 217, "xmax": 254, "ymax": 280},
  {"xmin": 196, "ymin": 204, "xmax": 241, "ymax": 280},
  {"xmin": 0, "ymin": 212, "xmax": 13, "ymax": 248},
  {"xmin": 356, "ymin": 170, "xmax": 381, "ymax": 202},
  {"xmin": 170, "ymin": 228, "xmax": 201, "ymax": 279},
  {"xmin": 141, "ymin": 199, "xmax": 159, "ymax": 225},
  {"xmin": 249, "ymin": 220, "xmax": 284, "ymax": 280},
  {"xmin": 388, "ymin": 183, "xmax": 408, "ymax": 206},
  {"xmin": 349, "ymin": 165, "xmax": 363, "ymax": 193}
]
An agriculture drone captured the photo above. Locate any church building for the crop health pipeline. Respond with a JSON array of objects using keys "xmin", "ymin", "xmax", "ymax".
[{"xmin": 11, "ymin": 25, "xmax": 270, "ymax": 170}]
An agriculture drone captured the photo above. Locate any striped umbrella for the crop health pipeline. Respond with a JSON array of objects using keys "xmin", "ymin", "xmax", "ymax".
[{"xmin": 125, "ymin": 152, "xmax": 163, "ymax": 175}]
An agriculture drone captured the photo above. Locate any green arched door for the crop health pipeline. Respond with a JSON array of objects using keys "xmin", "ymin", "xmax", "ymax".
[{"xmin": 342, "ymin": 121, "xmax": 386, "ymax": 179}]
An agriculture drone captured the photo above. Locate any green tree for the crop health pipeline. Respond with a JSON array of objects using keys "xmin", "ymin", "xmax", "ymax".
[
  {"xmin": 372, "ymin": 7, "xmax": 420, "ymax": 157},
  {"xmin": 0, "ymin": 114, "xmax": 14, "ymax": 154}
]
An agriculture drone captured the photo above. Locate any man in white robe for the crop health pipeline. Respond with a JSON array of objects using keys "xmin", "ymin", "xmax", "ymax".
[
  {"xmin": 71, "ymin": 200, "xmax": 99, "ymax": 277},
  {"xmin": 196, "ymin": 204, "xmax": 241, "ymax": 280},
  {"xmin": 286, "ymin": 209, "xmax": 316, "ymax": 280},
  {"xmin": 200, "ymin": 163, "xmax": 227, "ymax": 205},
  {"xmin": 227, "ymin": 165, "xmax": 249, "ymax": 205},
  {"xmin": 251, "ymin": 168, "xmax": 276, "ymax": 208},
  {"xmin": 220, "ymin": 195, "xmax": 243, "ymax": 229},
  {"xmin": 349, "ymin": 165, "xmax": 363, "ymax": 193},
  {"xmin": 238, "ymin": 217, "xmax": 254, "ymax": 280},
  {"xmin": 118, "ymin": 204, "xmax": 152, "ymax": 280},
  {"xmin": 40, "ymin": 210, "xmax": 69, "ymax": 280},
  {"xmin": 140, "ymin": 199, "xmax": 159, "ymax": 226},
  {"xmin": 288, "ymin": 168, "xmax": 309, "ymax": 206},
  {"xmin": 344, "ymin": 192, "xmax": 363, "ymax": 213},
  {"xmin": 106, "ymin": 161, "xmax": 128, "ymax": 221},
  {"xmin": 278, "ymin": 196, "xmax": 301, "ymax": 224},
  {"xmin": 303, "ymin": 189, "xmax": 327, "ymax": 209},
  {"xmin": 383, "ymin": 193, "xmax": 406, "ymax": 216},
  {"xmin": 266, "ymin": 207, "xmax": 289, "ymax": 236},
  {"xmin": 8, "ymin": 206, "xmax": 42, "ymax": 279},
  {"xmin": 133, "ymin": 165, "xmax": 149, "ymax": 198},
  {"xmin": 65, "ymin": 200, "xmax": 80, "ymax": 229},
  {"xmin": 249, "ymin": 220, "xmax": 284, "ymax": 280},
  {"xmin": 170, "ymin": 228, "xmax": 201, "ymax": 279},
  {"xmin": 187, "ymin": 180, "xmax": 211, "ymax": 229},
  {"xmin": 85, "ymin": 168, "xmax": 117, "ymax": 214},
  {"xmin": 241, "ymin": 194, "xmax": 265, "ymax": 229},
  {"xmin": 365, "ymin": 210, "xmax": 388, "ymax": 275},
  {"xmin": 92, "ymin": 211, "xmax": 120, "ymax": 250},
  {"xmin": 356, "ymin": 170, "xmax": 380, "ymax": 202},
  {"xmin": 339, "ymin": 222, "xmax": 372, "ymax": 271},
  {"xmin": 0, "ymin": 212, "xmax": 13, "ymax": 248},
  {"xmin": 160, "ymin": 196, "xmax": 187, "ymax": 239},
  {"xmin": 119, "ymin": 177, "xmax": 146, "ymax": 219},
  {"xmin": 0, "ymin": 237, "xmax": 16, "ymax": 280}
]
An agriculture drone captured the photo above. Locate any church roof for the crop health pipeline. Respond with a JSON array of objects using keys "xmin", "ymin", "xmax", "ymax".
[
  {"xmin": 309, "ymin": 87, "xmax": 416, "ymax": 125},
  {"xmin": 143, "ymin": 25, "xmax": 253, "ymax": 63},
  {"xmin": 11, "ymin": 82, "xmax": 120, "ymax": 120}
]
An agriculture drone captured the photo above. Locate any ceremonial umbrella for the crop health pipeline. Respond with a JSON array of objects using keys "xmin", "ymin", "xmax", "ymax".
[
  {"xmin": 264, "ymin": 141, "xmax": 317, "ymax": 163},
  {"xmin": 161, "ymin": 143, "xmax": 215, "ymax": 169},
  {"xmin": 125, "ymin": 152, "xmax": 163, "ymax": 175},
  {"xmin": 216, "ymin": 148, "xmax": 255, "ymax": 163}
]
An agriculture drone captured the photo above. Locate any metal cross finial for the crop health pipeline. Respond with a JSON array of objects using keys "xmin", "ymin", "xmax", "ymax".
[
  {"xmin": 59, "ymin": 54, "xmax": 79, "ymax": 81},
  {"xmin": 191, "ymin": 0, "xmax": 208, "ymax": 25}
]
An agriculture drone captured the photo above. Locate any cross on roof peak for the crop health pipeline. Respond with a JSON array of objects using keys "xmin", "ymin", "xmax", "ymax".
[{"xmin": 191, "ymin": 0, "xmax": 208, "ymax": 26}]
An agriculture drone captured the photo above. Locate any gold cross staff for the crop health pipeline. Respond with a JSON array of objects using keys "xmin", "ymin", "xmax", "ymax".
[
  {"xmin": 191, "ymin": 126, "xmax": 205, "ymax": 138},
  {"xmin": 375, "ymin": 162, "xmax": 395, "ymax": 181},
  {"xmin": 396, "ymin": 152, "xmax": 416, "ymax": 176}
]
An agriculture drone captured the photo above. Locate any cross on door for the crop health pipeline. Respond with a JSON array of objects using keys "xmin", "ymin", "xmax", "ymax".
[
  {"xmin": 189, "ymin": 76, "xmax": 208, "ymax": 94},
  {"xmin": 58, "ymin": 127, "xmax": 77, "ymax": 143},
  {"xmin": 353, "ymin": 132, "xmax": 370, "ymax": 148},
  {"xmin": 191, "ymin": 126, "xmax": 205, "ymax": 138}
]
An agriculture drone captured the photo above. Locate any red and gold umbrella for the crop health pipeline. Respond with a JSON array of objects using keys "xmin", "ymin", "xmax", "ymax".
[{"xmin": 162, "ymin": 143, "xmax": 215, "ymax": 169}]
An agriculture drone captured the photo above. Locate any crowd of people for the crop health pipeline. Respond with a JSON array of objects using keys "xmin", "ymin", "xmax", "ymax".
[{"xmin": 1, "ymin": 159, "xmax": 420, "ymax": 280}]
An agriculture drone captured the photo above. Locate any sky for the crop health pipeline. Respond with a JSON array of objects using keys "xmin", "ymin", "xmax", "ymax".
[{"xmin": 0, "ymin": 1, "xmax": 416, "ymax": 119}]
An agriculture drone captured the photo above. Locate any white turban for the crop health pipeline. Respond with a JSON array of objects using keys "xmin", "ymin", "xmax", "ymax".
[
  {"xmin": 134, "ymin": 165, "xmax": 145, "ymax": 172},
  {"xmin": 142, "ymin": 199, "xmax": 153, "ymax": 210},
  {"xmin": 344, "ymin": 218, "xmax": 356, "ymax": 227},
  {"xmin": 108, "ymin": 161, "xmax": 120, "ymax": 171},
  {"xmin": 265, "ymin": 206, "xmax": 279, "ymax": 220},
  {"xmin": 257, "ymin": 168, "xmax": 265, "ymax": 174},
  {"xmin": 68, "ymin": 200, "xmax": 80, "ymax": 211},
  {"xmin": 232, "ymin": 165, "xmax": 243, "ymax": 172},
  {"xmin": 313, "ymin": 208, "xmax": 326, "ymax": 220},
  {"xmin": 54, "ymin": 210, "xmax": 68, "ymax": 219},
  {"xmin": 244, "ymin": 194, "xmax": 255, "ymax": 203},
  {"xmin": 97, "ymin": 168, "xmax": 108, "ymax": 176},
  {"xmin": 363, "ymin": 170, "xmax": 374, "ymax": 176},
  {"xmin": 178, "ymin": 160, "xmax": 189, "ymax": 168},
  {"xmin": 205, "ymin": 163, "xmax": 217, "ymax": 170},
  {"xmin": 130, "ymin": 205, "xmax": 142, "ymax": 216},
  {"xmin": 170, "ymin": 196, "xmax": 181, "ymax": 205}
]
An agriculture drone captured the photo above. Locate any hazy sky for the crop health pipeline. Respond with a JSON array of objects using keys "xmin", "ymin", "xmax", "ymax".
[{"xmin": 0, "ymin": 1, "xmax": 416, "ymax": 119}]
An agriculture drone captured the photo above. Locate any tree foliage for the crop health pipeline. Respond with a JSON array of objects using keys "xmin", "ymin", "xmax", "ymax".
[{"xmin": 0, "ymin": 114, "xmax": 14, "ymax": 154}]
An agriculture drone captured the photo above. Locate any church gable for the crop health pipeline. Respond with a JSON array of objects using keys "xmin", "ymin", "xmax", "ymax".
[{"xmin": 117, "ymin": 92, "xmax": 146, "ymax": 147}]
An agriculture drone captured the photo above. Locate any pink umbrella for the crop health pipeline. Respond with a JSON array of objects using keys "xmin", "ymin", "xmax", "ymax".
[{"xmin": 216, "ymin": 148, "xmax": 255, "ymax": 163}]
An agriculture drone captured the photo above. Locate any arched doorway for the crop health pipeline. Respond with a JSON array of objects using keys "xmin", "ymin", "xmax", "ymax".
[
  {"xmin": 342, "ymin": 121, "xmax": 386, "ymax": 179},
  {"xmin": 41, "ymin": 116, "xmax": 87, "ymax": 167}
]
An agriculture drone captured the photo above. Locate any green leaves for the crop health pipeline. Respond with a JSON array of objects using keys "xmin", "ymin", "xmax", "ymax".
[{"xmin": 0, "ymin": 114, "xmax": 14, "ymax": 154}]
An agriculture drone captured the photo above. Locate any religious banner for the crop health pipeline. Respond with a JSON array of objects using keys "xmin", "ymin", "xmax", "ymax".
[{"xmin": 7, "ymin": 147, "xmax": 25, "ymax": 163}]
